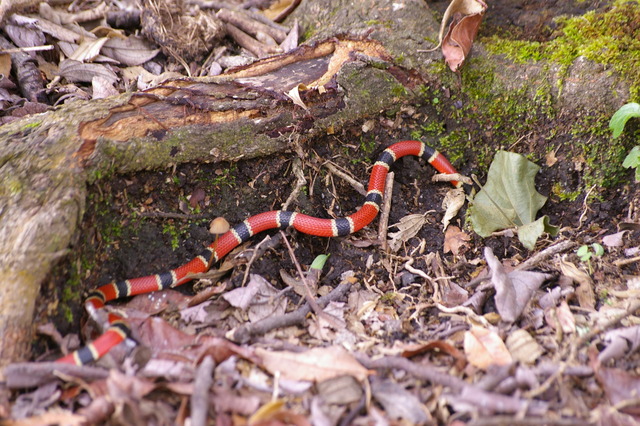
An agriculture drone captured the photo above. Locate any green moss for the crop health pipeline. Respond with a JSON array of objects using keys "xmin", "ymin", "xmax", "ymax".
[
  {"xmin": 438, "ymin": 129, "xmax": 473, "ymax": 166},
  {"xmin": 572, "ymin": 114, "xmax": 631, "ymax": 189},
  {"xmin": 20, "ymin": 121, "xmax": 41, "ymax": 131},
  {"xmin": 390, "ymin": 84, "xmax": 408, "ymax": 98},
  {"xmin": 162, "ymin": 222, "xmax": 182, "ymax": 251},
  {"xmin": 551, "ymin": 182, "xmax": 581, "ymax": 202},
  {"xmin": 359, "ymin": 134, "xmax": 376, "ymax": 155},
  {"xmin": 484, "ymin": 0, "xmax": 640, "ymax": 97}
]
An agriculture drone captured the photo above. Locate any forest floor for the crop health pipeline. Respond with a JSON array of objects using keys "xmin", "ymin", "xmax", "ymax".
[{"xmin": 3, "ymin": 0, "xmax": 640, "ymax": 425}]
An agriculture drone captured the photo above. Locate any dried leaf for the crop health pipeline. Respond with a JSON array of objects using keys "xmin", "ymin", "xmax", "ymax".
[
  {"xmin": 0, "ymin": 54, "xmax": 11, "ymax": 76},
  {"xmin": 284, "ymin": 83, "xmax": 309, "ymax": 110},
  {"xmin": 443, "ymin": 225, "xmax": 470, "ymax": 255},
  {"xmin": 485, "ymin": 247, "xmax": 549, "ymax": 323},
  {"xmin": 594, "ymin": 363, "xmax": 640, "ymax": 416},
  {"xmin": 464, "ymin": 325, "xmax": 512, "ymax": 369},
  {"xmin": 317, "ymin": 375, "xmax": 363, "ymax": 405},
  {"xmin": 59, "ymin": 59, "xmax": 117, "ymax": 84},
  {"xmin": 441, "ymin": 187, "xmax": 465, "ymax": 230},
  {"xmin": 506, "ymin": 329, "xmax": 545, "ymax": 364},
  {"xmin": 70, "ymin": 37, "xmax": 109, "ymax": 62},
  {"xmin": 602, "ymin": 230, "xmax": 628, "ymax": 247},
  {"xmin": 436, "ymin": 0, "xmax": 487, "ymax": 45},
  {"xmin": 439, "ymin": 0, "xmax": 487, "ymax": 71},
  {"xmin": 557, "ymin": 257, "xmax": 596, "ymax": 310},
  {"xmin": 255, "ymin": 346, "xmax": 372, "ymax": 382},
  {"xmin": 599, "ymin": 325, "xmax": 640, "ymax": 363},
  {"xmin": 3, "ymin": 17, "xmax": 46, "ymax": 48},
  {"xmin": 371, "ymin": 379, "xmax": 431, "ymax": 424},
  {"xmin": 388, "ymin": 212, "xmax": 431, "ymax": 252},
  {"xmin": 545, "ymin": 149, "xmax": 558, "ymax": 167},
  {"xmin": 101, "ymin": 36, "xmax": 160, "ymax": 66},
  {"xmin": 223, "ymin": 274, "xmax": 286, "ymax": 322},
  {"xmin": 262, "ymin": 0, "xmax": 301, "ymax": 22},
  {"xmin": 92, "ymin": 76, "xmax": 118, "ymax": 99},
  {"xmin": 280, "ymin": 19, "xmax": 299, "ymax": 52}
]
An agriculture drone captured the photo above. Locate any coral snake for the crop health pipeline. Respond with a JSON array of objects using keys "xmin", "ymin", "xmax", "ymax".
[{"xmin": 57, "ymin": 140, "xmax": 461, "ymax": 365}]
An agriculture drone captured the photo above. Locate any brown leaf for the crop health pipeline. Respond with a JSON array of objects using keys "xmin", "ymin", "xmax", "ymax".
[
  {"xmin": 0, "ymin": 53, "xmax": 11, "ymax": 76},
  {"xmin": 371, "ymin": 379, "xmax": 431, "ymax": 424},
  {"xmin": 59, "ymin": 59, "xmax": 118, "ymax": 84},
  {"xmin": 485, "ymin": 247, "xmax": 549, "ymax": 323},
  {"xmin": 464, "ymin": 326, "xmax": 513, "ymax": 369},
  {"xmin": 189, "ymin": 187, "xmax": 206, "ymax": 208},
  {"xmin": 505, "ymin": 329, "xmax": 545, "ymax": 364},
  {"xmin": 255, "ymin": 346, "xmax": 372, "ymax": 382},
  {"xmin": 388, "ymin": 212, "xmax": 432, "ymax": 252},
  {"xmin": 598, "ymin": 325, "xmax": 640, "ymax": 363},
  {"xmin": 223, "ymin": 274, "xmax": 286, "ymax": 322},
  {"xmin": 441, "ymin": 187, "xmax": 466, "ymax": 230},
  {"xmin": 443, "ymin": 225, "xmax": 470, "ymax": 255},
  {"xmin": 557, "ymin": 257, "xmax": 596, "ymax": 310},
  {"xmin": 101, "ymin": 36, "xmax": 160, "ymax": 66},
  {"xmin": 440, "ymin": 0, "xmax": 487, "ymax": 71},
  {"xmin": 594, "ymin": 363, "xmax": 640, "ymax": 416}
]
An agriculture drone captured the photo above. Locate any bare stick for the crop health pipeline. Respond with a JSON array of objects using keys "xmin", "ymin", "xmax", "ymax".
[
  {"xmin": 217, "ymin": 8, "xmax": 287, "ymax": 43},
  {"xmin": 378, "ymin": 171, "xmax": 394, "ymax": 251},
  {"xmin": 324, "ymin": 162, "xmax": 366, "ymax": 195},
  {"xmin": 514, "ymin": 240, "xmax": 577, "ymax": 271}
]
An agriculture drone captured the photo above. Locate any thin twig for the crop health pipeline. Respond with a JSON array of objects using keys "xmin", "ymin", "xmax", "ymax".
[
  {"xmin": 324, "ymin": 162, "xmax": 366, "ymax": 195},
  {"xmin": 514, "ymin": 240, "xmax": 577, "ymax": 271},
  {"xmin": 378, "ymin": 171, "xmax": 394, "ymax": 251}
]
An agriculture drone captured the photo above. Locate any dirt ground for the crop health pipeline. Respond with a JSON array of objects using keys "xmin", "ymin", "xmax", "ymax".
[{"xmin": 6, "ymin": 0, "xmax": 640, "ymax": 424}]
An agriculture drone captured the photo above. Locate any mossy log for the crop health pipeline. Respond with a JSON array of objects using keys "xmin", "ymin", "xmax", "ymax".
[{"xmin": 0, "ymin": 0, "xmax": 634, "ymax": 369}]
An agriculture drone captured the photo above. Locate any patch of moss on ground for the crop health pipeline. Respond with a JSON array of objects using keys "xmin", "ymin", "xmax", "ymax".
[
  {"xmin": 571, "ymin": 113, "xmax": 631, "ymax": 190},
  {"xmin": 484, "ymin": 0, "xmax": 640, "ymax": 97}
]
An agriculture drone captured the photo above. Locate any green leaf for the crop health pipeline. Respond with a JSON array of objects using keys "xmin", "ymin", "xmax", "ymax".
[
  {"xmin": 517, "ymin": 216, "xmax": 558, "ymax": 251},
  {"xmin": 576, "ymin": 245, "xmax": 591, "ymax": 261},
  {"xmin": 609, "ymin": 102, "xmax": 640, "ymax": 138},
  {"xmin": 470, "ymin": 151, "xmax": 554, "ymax": 250},
  {"xmin": 310, "ymin": 254, "xmax": 329, "ymax": 270},
  {"xmin": 592, "ymin": 243, "xmax": 604, "ymax": 257}
]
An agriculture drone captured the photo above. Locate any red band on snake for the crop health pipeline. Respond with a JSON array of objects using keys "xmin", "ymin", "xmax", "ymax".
[{"xmin": 57, "ymin": 140, "xmax": 460, "ymax": 365}]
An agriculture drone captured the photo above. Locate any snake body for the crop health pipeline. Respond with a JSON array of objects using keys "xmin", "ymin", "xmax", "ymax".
[{"xmin": 57, "ymin": 140, "xmax": 460, "ymax": 365}]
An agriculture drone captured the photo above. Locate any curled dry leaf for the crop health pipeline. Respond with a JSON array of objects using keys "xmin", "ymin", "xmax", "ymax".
[
  {"xmin": 285, "ymin": 83, "xmax": 309, "ymax": 110},
  {"xmin": 441, "ymin": 187, "xmax": 466, "ymax": 230},
  {"xmin": 602, "ymin": 230, "xmax": 627, "ymax": 247},
  {"xmin": 371, "ymin": 379, "xmax": 432, "ymax": 424},
  {"xmin": 255, "ymin": 346, "xmax": 372, "ymax": 383},
  {"xmin": 69, "ymin": 37, "xmax": 109, "ymax": 62},
  {"xmin": 464, "ymin": 325, "xmax": 512, "ymax": 369},
  {"xmin": 59, "ymin": 59, "xmax": 118, "ymax": 84},
  {"xmin": 222, "ymin": 274, "xmax": 286, "ymax": 322},
  {"xmin": 439, "ymin": 0, "xmax": 487, "ymax": 71},
  {"xmin": 557, "ymin": 257, "xmax": 596, "ymax": 310},
  {"xmin": 101, "ymin": 36, "xmax": 160, "ymax": 66}
]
